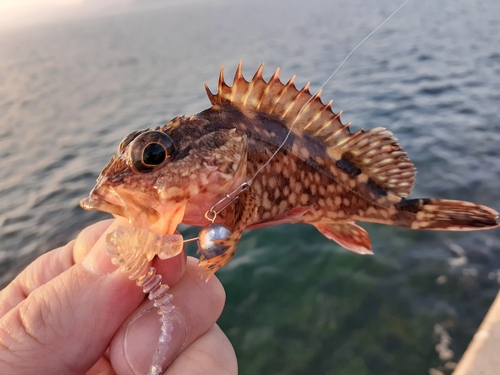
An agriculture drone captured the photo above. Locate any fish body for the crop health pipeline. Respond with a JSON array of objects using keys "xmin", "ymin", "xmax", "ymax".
[{"xmin": 80, "ymin": 62, "xmax": 499, "ymax": 273}]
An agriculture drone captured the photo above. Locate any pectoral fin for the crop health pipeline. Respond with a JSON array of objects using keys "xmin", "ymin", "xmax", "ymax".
[{"xmin": 314, "ymin": 222, "xmax": 373, "ymax": 255}]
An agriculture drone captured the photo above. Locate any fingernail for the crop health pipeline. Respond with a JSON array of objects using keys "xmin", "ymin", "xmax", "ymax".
[
  {"xmin": 125, "ymin": 305, "xmax": 188, "ymax": 374},
  {"xmin": 82, "ymin": 223, "xmax": 122, "ymax": 275}
]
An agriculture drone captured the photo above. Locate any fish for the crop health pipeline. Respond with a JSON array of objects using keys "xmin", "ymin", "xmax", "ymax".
[{"xmin": 80, "ymin": 61, "xmax": 499, "ymax": 275}]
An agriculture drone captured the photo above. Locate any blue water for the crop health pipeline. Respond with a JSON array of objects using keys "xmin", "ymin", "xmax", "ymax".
[{"xmin": 1, "ymin": 0, "xmax": 499, "ymax": 374}]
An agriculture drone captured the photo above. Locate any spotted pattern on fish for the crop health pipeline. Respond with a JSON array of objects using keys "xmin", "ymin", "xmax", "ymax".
[{"xmin": 81, "ymin": 62, "xmax": 499, "ymax": 274}]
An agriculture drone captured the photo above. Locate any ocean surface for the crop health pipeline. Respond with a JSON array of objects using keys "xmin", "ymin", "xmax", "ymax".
[{"xmin": 1, "ymin": 0, "xmax": 499, "ymax": 374}]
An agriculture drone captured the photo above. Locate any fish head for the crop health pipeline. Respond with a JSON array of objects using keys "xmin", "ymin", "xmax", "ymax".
[{"xmin": 80, "ymin": 121, "xmax": 248, "ymax": 234}]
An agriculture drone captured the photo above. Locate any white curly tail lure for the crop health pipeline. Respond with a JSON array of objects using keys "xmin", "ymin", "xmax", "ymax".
[{"xmin": 106, "ymin": 226, "xmax": 187, "ymax": 375}]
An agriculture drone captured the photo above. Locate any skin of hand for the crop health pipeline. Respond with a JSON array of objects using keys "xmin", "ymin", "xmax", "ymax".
[{"xmin": 0, "ymin": 219, "xmax": 237, "ymax": 375}]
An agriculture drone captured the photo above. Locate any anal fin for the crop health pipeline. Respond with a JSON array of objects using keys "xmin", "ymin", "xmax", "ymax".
[{"xmin": 314, "ymin": 222, "xmax": 373, "ymax": 255}]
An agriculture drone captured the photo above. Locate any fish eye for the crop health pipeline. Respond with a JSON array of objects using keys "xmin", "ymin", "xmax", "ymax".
[
  {"xmin": 143, "ymin": 143, "xmax": 166, "ymax": 166},
  {"xmin": 129, "ymin": 131, "xmax": 175, "ymax": 173}
]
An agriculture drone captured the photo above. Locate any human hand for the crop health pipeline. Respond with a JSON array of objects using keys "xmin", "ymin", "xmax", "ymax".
[{"xmin": 0, "ymin": 219, "xmax": 237, "ymax": 375}]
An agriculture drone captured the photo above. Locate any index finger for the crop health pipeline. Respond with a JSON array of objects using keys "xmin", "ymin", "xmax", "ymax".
[
  {"xmin": 0, "ymin": 220, "xmax": 113, "ymax": 316},
  {"xmin": 0, "ymin": 219, "xmax": 187, "ymax": 316}
]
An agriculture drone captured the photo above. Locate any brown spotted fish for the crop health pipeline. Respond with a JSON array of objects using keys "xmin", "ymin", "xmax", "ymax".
[{"xmin": 80, "ymin": 62, "xmax": 499, "ymax": 274}]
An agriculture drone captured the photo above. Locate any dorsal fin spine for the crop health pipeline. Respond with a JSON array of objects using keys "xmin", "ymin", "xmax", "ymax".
[
  {"xmin": 275, "ymin": 75, "xmax": 297, "ymax": 114},
  {"xmin": 204, "ymin": 83, "xmax": 216, "ymax": 105},
  {"xmin": 242, "ymin": 62, "xmax": 264, "ymax": 106},
  {"xmin": 253, "ymin": 63, "xmax": 265, "ymax": 81},
  {"xmin": 304, "ymin": 95, "xmax": 329, "ymax": 130},
  {"xmin": 270, "ymin": 69, "xmax": 287, "ymax": 114},
  {"xmin": 298, "ymin": 89, "xmax": 322, "ymax": 125},
  {"xmin": 231, "ymin": 61, "xmax": 243, "ymax": 102},
  {"xmin": 281, "ymin": 81, "xmax": 309, "ymax": 119},
  {"xmin": 257, "ymin": 68, "xmax": 280, "ymax": 110},
  {"xmin": 206, "ymin": 63, "xmax": 416, "ymax": 197},
  {"xmin": 234, "ymin": 60, "xmax": 243, "ymax": 82},
  {"xmin": 322, "ymin": 112, "xmax": 344, "ymax": 139},
  {"xmin": 218, "ymin": 66, "xmax": 225, "ymax": 99}
]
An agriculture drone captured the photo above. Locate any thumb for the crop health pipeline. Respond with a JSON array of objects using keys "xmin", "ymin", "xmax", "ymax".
[{"xmin": 0, "ymin": 222, "xmax": 167, "ymax": 375}]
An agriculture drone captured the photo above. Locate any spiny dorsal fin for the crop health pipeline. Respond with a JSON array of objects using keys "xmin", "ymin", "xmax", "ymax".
[{"xmin": 204, "ymin": 61, "xmax": 416, "ymax": 197}]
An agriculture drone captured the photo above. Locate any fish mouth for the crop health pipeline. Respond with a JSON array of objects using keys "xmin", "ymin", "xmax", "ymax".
[
  {"xmin": 80, "ymin": 185, "xmax": 131, "ymax": 217},
  {"xmin": 80, "ymin": 196, "xmax": 126, "ymax": 217},
  {"xmin": 80, "ymin": 184, "xmax": 185, "ymax": 234}
]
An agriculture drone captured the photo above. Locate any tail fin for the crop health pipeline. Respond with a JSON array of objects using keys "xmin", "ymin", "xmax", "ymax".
[{"xmin": 396, "ymin": 198, "xmax": 499, "ymax": 230}]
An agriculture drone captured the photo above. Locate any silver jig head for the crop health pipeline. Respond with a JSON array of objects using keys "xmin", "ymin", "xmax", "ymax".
[{"xmin": 197, "ymin": 223, "xmax": 233, "ymax": 259}]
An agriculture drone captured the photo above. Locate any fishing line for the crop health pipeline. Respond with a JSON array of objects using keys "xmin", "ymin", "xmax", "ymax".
[
  {"xmin": 102, "ymin": 5, "xmax": 412, "ymax": 368},
  {"xmin": 204, "ymin": 0, "xmax": 411, "ymax": 222}
]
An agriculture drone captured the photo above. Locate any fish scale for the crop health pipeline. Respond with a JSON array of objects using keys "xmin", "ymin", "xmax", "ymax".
[{"xmin": 81, "ymin": 62, "xmax": 499, "ymax": 274}]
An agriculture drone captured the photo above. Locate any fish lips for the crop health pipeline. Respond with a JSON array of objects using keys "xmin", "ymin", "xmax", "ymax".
[{"xmin": 80, "ymin": 184, "xmax": 160, "ymax": 225}]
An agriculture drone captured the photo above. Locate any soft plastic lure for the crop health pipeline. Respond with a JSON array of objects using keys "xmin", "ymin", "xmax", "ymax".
[{"xmin": 106, "ymin": 226, "xmax": 185, "ymax": 375}]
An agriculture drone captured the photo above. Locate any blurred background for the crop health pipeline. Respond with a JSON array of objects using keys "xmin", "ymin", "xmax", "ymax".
[{"xmin": 1, "ymin": 0, "xmax": 499, "ymax": 374}]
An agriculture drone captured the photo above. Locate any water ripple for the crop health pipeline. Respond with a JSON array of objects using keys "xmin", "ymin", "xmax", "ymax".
[{"xmin": 0, "ymin": 0, "xmax": 499, "ymax": 374}]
